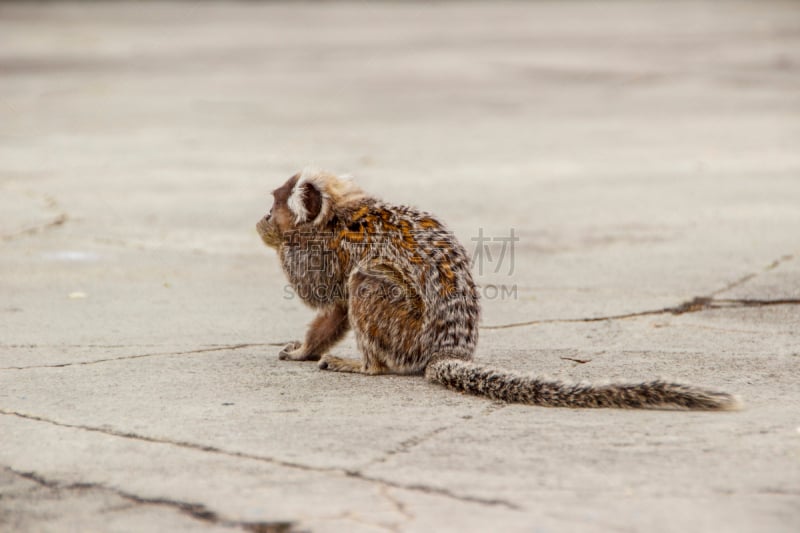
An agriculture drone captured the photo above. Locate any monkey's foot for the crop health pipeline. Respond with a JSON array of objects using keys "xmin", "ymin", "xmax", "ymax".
[
  {"xmin": 278, "ymin": 341, "xmax": 320, "ymax": 361},
  {"xmin": 318, "ymin": 355, "xmax": 364, "ymax": 373}
]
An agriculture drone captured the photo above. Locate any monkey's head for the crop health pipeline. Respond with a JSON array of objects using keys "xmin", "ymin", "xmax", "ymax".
[{"xmin": 256, "ymin": 168, "xmax": 365, "ymax": 249}]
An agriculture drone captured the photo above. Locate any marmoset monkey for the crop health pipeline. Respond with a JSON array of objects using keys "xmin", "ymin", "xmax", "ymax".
[{"xmin": 256, "ymin": 169, "xmax": 738, "ymax": 410}]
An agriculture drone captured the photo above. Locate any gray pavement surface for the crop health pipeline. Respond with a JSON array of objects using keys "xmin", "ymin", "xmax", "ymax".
[{"xmin": 1, "ymin": 1, "xmax": 799, "ymax": 532}]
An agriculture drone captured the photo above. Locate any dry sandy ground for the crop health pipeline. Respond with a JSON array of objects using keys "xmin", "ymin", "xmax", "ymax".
[{"xmin": 1, "ymin": 2, "xmax": 799, "ymax": 532}]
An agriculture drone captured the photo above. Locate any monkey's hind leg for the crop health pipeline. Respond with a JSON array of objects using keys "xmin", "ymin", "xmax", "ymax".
[
  {"xmin": 319, "ymin": 262, "xmax": 424, "ymax": 376},
  {"xmin": 279, "ymin": 303, "xmax": 349, "ymax": 361}
]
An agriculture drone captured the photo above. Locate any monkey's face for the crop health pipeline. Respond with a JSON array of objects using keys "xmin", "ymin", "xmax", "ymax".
[{"xmin": 256, "ymin": 174, "xmax": 300, "ymax": 249}]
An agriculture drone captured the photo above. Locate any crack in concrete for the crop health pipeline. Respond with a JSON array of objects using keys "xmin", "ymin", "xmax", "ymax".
[
  {"xmin": 0, "ymin": 213, "xmax": 68, "ymax": 242},
  {"xmin": 343, "ymin": 470, "xmax": 520, "ymax": 510},
  {"xmin": 709, "ymin": 253, "xmax": 795, "ymax": 297},
  {"xmin": 482, "ymin": 296, "xmax": 800, "ymax": 330},
  {"xmin": 4, "ymin": 466, "xmax": 296, "ymax": 533},
  {"xmin": 363, "ymin": 401, "xmax": 507, "ymax": 470},
  {"xmin": 351, "ymin": 401, "xmax": 513, "ymax": 520},
  {"xmin": 560, "ymin": 356, "xmax": 592, "ymax": 364},
  {"xmin": 0, "ymin": 188, "xmax": 68, "ymax": 243},
  {"xmin": 4, "ymin": 343, "xmax": 193, "ymax": 348},
  {"xmin": 0, "ymin": 409, "xmax": 520, "ymax": 511},
  {"xmin": 484, "ymin": 252, "xmax": 798, "ymax": 329},
  {"xmin": 364, "ymin": 426, "xmax": 453, "ymax": 468},
  {"xmin": 377, "ymin": 485, "xmax": 414, "ymax": 533},
  {"xmin": 0, "ymin": 343, "xmax": 285, "ymax": 371}
]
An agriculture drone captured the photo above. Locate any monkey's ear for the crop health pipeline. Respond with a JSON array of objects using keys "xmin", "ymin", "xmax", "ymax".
[{"xmin": 287, "ymin": 181, "xmax": 323, "ymax": 224}]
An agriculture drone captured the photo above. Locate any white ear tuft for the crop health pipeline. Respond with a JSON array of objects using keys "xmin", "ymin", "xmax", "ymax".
[
  {"xmin": 288, "ymin": 167, "xmax": 363, "ymax": 226},
  {"xmin": 287, "ymin": 181, "xmax": 309, "ymax": 223}
]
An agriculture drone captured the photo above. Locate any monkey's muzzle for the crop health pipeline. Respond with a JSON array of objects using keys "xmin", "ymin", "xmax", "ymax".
[
  {"xmin": 256, "ymin": 215, "xmax": 282, "ymax": 249},
  {"xmin": 256, "ymin": 214, "xmax": 270, "ymax": 233}
]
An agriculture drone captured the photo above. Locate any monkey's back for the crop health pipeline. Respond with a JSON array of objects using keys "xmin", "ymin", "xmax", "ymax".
[{"xmin": 345, "ymin": 200, "xmax": 480, "ymax": 360}]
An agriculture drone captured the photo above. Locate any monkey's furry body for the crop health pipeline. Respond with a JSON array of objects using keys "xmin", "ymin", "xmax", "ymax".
[{"xmin": 257, "ymin": 169, "xmax": 737, "ymax": 410}]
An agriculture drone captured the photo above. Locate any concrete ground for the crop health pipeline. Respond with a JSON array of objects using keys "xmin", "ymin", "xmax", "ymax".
[{"xmin": 1, "ymin": 1, "xmax": 799, "ymax": 531}]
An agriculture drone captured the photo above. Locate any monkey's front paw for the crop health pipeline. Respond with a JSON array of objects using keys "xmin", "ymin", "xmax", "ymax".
[
  {"xmin": 279, "ymin": 341, "xmax": 322, "ymax": 361},
  {"xmin": 278, "ymin": 341, "xmax": 303, "ymax": 361}
]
